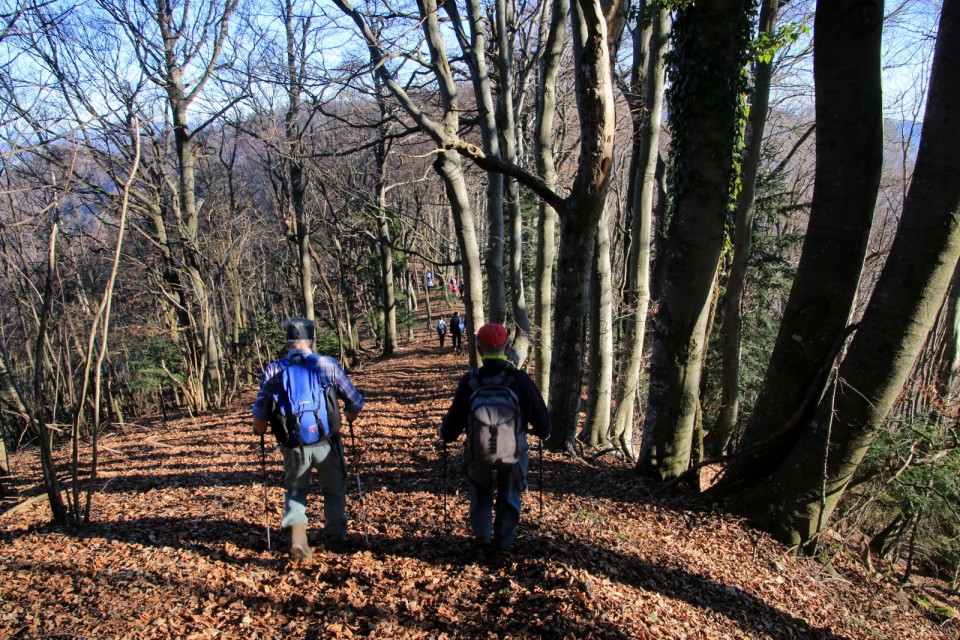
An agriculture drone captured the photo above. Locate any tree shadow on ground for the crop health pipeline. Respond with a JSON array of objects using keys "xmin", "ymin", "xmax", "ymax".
[{"xmin": 369, "ymin": 531, "xmax": 851, "ymax": 640}]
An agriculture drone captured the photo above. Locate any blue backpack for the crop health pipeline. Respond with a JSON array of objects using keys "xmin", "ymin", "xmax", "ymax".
[{"xmin": 269, "ymin": 354, "xmax": 340, "ymax": 447}]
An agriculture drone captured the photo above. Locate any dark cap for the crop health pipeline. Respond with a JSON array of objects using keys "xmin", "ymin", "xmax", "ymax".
[{"xmin": 285, "ymin": 317, "xmax": 315, "ymax": 341}]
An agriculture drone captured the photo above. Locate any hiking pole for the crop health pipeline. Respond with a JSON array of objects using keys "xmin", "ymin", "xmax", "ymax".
[
  {"xmin": 538, "ymin": 438, "xmax": 544, "ymax": 521},
  {"xmin": 348, "ymin": 418, "xmax": 370, "ymax": 545},
  {"xmin": 260, "ymin": 433, "xmax": 271, "ymax": 551},
  {"xmin": 441, "ymin": 439, "xmax": 449, "ymax": 534}
]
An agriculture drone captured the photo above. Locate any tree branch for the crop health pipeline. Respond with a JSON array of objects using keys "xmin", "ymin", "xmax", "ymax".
[{"xmin": 444, "ymin": 138, "xmax": 566, "ymax": 212}]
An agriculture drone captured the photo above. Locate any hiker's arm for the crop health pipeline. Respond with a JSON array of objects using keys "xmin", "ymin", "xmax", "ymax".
[
  {"xmin": 520, "ymin": 376, "xmax": 551, "ymax": 440},
  {"xmin": 318, "ymin": 356, "xmax": 365, "ymax": 415},
  {"xmin": 440, "ymin": 376, "xmax": 471, "ymax": 442},
  {"xmin": 338, "ymin": 382, "xmax": 364, "ymax": 417},
  {"xmin": 250, "ymin": 362, "xmax": 283, "ymax": 433}
]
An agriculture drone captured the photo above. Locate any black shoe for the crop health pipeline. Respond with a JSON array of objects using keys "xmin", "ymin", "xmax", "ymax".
[
  {"xmin": 489, "ymin": 544, "xmax": 513, "ymax": 565},
  {"xmin": 470, "ymin": 541, "xmax": 493, "ymax": 563},
  {"xmin": 327, "ymin": 536, "xmax": 349, "ymax": 554}
]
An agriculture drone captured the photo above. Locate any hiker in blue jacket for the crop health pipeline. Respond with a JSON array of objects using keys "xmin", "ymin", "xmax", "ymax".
[
  {"xmin": 251, "ymin": 318, "xmax": 365, "ymax": 559},
  {"xmin": 440, "ymin": 323, "xmax": 551, "ymax": 556},
  {"xmin": 436, "ymin": 317, "xmax": 448, "ymax": 348}
]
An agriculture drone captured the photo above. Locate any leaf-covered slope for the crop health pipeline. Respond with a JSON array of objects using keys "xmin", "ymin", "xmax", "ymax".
[{"xmin": 0, "ymin": 331, "xmax": 955, "ymax": 639}]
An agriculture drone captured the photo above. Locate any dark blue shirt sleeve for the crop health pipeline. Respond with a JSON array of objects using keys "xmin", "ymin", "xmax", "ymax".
[
  {"xmin": 439, "ymin": 365, "xmax": 551, "ymax": 442},
  {"xmin": 516, "ymin": 373, "xmax": 551, "ymax": 440},
  {"xmin": 440, "ymin": 373, "xmax": 473, "ymax": 442}
]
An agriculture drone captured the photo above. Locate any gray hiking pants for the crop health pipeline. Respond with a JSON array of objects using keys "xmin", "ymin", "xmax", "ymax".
[{"xmin": 280, "ymin": 438, "xmax": 348, "ymax": 539}]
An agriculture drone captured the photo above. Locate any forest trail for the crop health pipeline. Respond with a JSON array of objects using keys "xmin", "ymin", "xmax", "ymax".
[{"xmin": 0, "ymin": 315, "xmax": 956, "ymax": 639}]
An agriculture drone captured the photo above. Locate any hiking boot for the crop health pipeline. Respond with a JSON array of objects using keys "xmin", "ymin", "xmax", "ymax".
[
  {"xmin": 469, "ymin": 541, "xmax": 493, "ymax": 563},
  {"xmin": 290, "ymin": 523, "xmax": 313, "ymax": 560},
  {"xmin": 490, "ymin": 545, "xmax": 514, "ymax": 565},
  {"xmin": 327, "ymin": 536, "xmax": 349, "ymax": 554}
]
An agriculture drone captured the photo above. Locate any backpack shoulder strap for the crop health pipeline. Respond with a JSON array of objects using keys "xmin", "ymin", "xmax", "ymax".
[
  {"xmin": 467, "ymin": 369, "xmax": 482, "ymax": 391},
  {"xmin": 470, "ymin": 368, "xmax": 514, "ymax": 390}
]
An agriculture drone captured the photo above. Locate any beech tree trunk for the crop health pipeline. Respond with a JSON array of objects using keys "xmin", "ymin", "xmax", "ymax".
[
  {"xmin": 283, "ymin": 0, "xmax": 315, "ymax": 324},
  {"xmin": 721, "ymin": 0, "xmax": 884, "ymax": 489},
  {"xmin": 610, "ymin": 4, "xmax": 670, "ymax": 459},
  {"xmin": 497, "ymin": 0, "xmax": 534, "ymax": 366},
  {"xmin": 545, "ymin": 0, "xmax": 620, "ymax": 452},
  {"xmin": 711, "ymin": 0, "xmax": 781, "ymax": 455},
  {"xmin": 735, "ymin": 0, "xmax": 960, "ymax": 546},
  {"xmin": 101, "ymin": 0, "xmax": 239, "ymax": 410},
  {"xmin": 333, "ymin": 0, "xmax": 487, "ymax": 366},
  {"xmin": 636, "ymin": 0, "xmax": 751, "ymax": 480},
  {"xmin": 584, "ymin": 205, "xmax": 614, "ymax": 446},
  {"xmin": 374, "ymin": 85, "xmax": 399, "ymax": 356},
  {"xmin": 445, "ymin": 0, "xmax": 507, "ymax": 323},
  {"xmin": 533, "ymin": 0, "xmax": 567, "ymax": 400}
]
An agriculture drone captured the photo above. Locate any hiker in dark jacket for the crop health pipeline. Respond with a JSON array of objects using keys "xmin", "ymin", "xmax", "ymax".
[
  {"xmin": 449, "ymin": 311, "xmax": 464, "ymax": 352},
  {"xmin": 251, "ymin": 318, "xmax": 364, "ymax": 560},
  {"xmin": 440, "ymin": 323, "xmax": 551, "ymax": 554}
]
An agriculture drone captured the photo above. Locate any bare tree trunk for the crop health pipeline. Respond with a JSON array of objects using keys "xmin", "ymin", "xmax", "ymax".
[
  {"xmin": 610, "ymin": 5, "xmax": 670, "ymax": 459},
  {"xmin": 30, "ymin": 208, "xmax": 69, "ymax": 525},
  {"xmin": 736, "ymin": 0, "xmax": 956, "ymax": 548},
  {"xmin": 637, "ymin": 0, "xmax": 752, "ymax": 480},
  {"xmin": 721, "ymin": 0, "xmax": 884, "ymax": 489},
  {"xmin": 497, "ymin": 0, "xmax": 534, "ymax": 365},
  {"xmin": 545, "ymin": 0, "xmax": 621, "ymax": 451},
  {"xmin": 434, "ymin": 151, "xmax": 486, "ymax": 366},
  {"xmin": 533, "ymin": 0, "xmax": 566, "ymax": 400},
  {"xmin": 447, "ymin": 0, "xmax": 507, "ymax": 323},
  {"xmin": 375, "ymin": 118, "xmax": 399, "ymax": 355},
  {"xmin": 333, "ymin": 0, "xmax": 487, "ymax": 366},
  {"xmin": 101, "ymin": 0, "xmax": 239, "ymax": 410},
  {"xmin": 711, "ymin": 0, "xmax": 782, "ymax": 456},
  {"xmin": 81, "ymin": 122, "xmax": 141, "ymax": 522},
  {"xmin": 584, "ymin": 205, "xmax": 614, "ymax": 446},
  {"xmin": 930, "ymin": 262, "xmax": 960, "ymax": 418},
  {"xmin": 283, "ymin": 0, "xmax": 316, "ymax": 323}
]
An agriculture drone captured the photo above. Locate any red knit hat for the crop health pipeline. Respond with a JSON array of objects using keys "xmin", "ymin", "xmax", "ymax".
[{"xmin": 476, "ymin": 323, "xmax": 509, "ymax": 351}]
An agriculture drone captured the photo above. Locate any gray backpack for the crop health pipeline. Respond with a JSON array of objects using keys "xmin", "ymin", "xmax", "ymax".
[{"xmin": 467, "ymin": 371, "xmax": 522, "ymax": 465}]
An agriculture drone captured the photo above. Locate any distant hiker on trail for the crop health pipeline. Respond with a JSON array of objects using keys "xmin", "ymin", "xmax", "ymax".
[
  {"xmin": 440, "ymin": 323, "xmax": 551, "ymax": 558},
  {"xmin": 449, "ymin": 311, "xmax": 464, "ymax": 352},
  {"xmin": 425, "ymin": 271, "xmax": 434, "ymax": 289},
  {"xmin": 251, "ymin": 318, "xmax": 365, "ymax": 560},
  {"xmin": 436, "ymin": 318, "xmax": 448, "ymax": 348}
]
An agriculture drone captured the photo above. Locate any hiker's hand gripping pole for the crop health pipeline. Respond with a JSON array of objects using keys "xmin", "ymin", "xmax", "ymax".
[
  {"xmin": 348, "ymin": 417, "xmax": 370, "ymax": 545},
  {"xmin": 260, "ymin": 433, "xmax": 271, "ymax": 551}
]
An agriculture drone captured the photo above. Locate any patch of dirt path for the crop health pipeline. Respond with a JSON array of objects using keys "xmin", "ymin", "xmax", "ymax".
[{"xmin": 0, "ymin": 322, "xmax": 956, "ymax": 639}]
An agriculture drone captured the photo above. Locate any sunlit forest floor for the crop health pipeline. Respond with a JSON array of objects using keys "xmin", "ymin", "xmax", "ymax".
[{"xmin": 1, "ymin": 305, "xmax": 957, "ymax": 639}]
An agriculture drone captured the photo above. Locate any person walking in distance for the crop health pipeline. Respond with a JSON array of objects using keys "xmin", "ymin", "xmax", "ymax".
[
  {"xmin": 450, "ymin": 311, "xmax": 464, "ymax": 353},
  {"xmin": 436, "ymin": 317, "xmax": 448, "ymax": 348},
  {"xmin": 251, "ymin": 318, "xmax": 365, "ymax": 559},
  {"xmin": 440, "ymin": 323, "xmax": 551, "ymax": 558}
]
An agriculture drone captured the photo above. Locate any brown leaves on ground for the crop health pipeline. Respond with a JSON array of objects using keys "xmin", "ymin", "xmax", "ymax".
[{"xmin": 1, "ymin": 327, "xmax": 957, "ymax": 639}]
